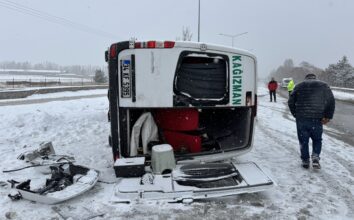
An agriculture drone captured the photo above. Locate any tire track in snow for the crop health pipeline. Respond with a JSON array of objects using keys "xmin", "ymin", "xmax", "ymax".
[{"xmin": 254, "ymin": 119, "xmax": 317, "ymax": 217}]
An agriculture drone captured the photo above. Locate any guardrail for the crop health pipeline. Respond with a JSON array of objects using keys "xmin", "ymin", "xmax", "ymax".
[
  {"xmin": 0, "ymin": 85, "xmax": 108, "ymax": 99},
  {"xmin": 0, "ymin": 77, "xmax": 97, "ymax": 88},
  {"xmin": 331, "ymin": 86, "xmax": 354, "ymax": 93}
]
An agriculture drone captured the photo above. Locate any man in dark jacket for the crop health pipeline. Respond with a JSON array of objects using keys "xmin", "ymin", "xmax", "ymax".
[
  {"xmin": 288, "ymin": 73, "xmax": 335, "ymax": 169},
  {"xmin": 268, "ymin": 77, "xmax": 278, "ymax": 102}
]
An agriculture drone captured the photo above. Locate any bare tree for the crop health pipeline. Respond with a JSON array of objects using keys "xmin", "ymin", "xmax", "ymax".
[{"xmin": 176, "ymin": 26, "xmax": 193, "ymax": 41}]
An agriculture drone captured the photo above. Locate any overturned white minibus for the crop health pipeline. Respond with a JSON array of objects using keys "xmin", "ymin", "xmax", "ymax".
[{"xmin": 105, "ymin": 40, "xmax": 273, "ymax": 203}]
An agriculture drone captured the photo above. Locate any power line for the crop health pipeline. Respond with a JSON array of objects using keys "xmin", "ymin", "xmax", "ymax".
[
  {"xmin": 0, "ymin": 0, "xmax": 118, "ymax": 39},
  {"xmin": 0, "ymin": 0, "xmax": 120, "ymax": 39}
]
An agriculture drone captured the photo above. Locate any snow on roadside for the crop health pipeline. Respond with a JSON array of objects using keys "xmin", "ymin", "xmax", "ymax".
[
  {"xmin": 0, "ymin": 89, "xmax": 107, "ymax": 103},
  {"xmin": 25, "ymin": 89, "xmax": 107, "ymax": 100},
  {"xmin": 0, "ymin": 88, "xmax": 353, "ymax": 219},
  {"xmin": 0, "ymin": 96, "xmax": 191, "ymax": 219},
  {"xmin": 332, "ymin": 90, "xmax": 354, "ymax": 102}
]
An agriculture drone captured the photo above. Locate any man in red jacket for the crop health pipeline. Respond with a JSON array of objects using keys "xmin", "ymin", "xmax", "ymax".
[{"xmin": 268, "ymin": 77, "xmax": 278, "ymax": 102}]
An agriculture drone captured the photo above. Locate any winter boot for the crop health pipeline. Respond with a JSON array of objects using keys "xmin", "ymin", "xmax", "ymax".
[
  {"xmin": 312, "ymin": 159, "xmax": 321, "ymax": 169},
  {"xmin": 302, "ymin": 160, "xmax": 310, "ymax": 169}
]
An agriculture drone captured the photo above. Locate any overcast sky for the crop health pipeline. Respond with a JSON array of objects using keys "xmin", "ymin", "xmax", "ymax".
[{"xmin": 1, "ymin": 0, "xmax": 354, "ymax": 77}]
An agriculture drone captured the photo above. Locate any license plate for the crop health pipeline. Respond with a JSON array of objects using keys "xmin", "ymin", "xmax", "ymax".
[{"xmin": 121, "ymin": 60, "xmax": 131, "ymax": 98}]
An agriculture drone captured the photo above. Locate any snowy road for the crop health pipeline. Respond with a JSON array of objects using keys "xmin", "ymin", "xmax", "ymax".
[{"xmin": 0, "ymin": 88, "xmax": 354, "ymax": 219}]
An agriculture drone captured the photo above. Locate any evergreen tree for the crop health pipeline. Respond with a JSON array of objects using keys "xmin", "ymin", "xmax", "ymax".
[
  {"xmin": 325, "ymin": 56, "xmax": 354, "ymax": 87},
  {"xmin": 93, "ymin": 69, "xmax": 107, "ymax": 83}
]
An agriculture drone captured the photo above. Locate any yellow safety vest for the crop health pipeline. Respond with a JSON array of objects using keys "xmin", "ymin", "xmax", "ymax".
[{"xmin": 287, "ymin": 80, "xmax": 295, "ymax": 92}]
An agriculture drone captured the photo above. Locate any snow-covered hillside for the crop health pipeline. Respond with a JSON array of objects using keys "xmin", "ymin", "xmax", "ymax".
[{"xmin": 0, "ymin": 88, "xmax": 353, "ymax": 219}]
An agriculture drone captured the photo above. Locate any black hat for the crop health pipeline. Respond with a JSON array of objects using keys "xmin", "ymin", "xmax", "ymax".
[{"xmin": 305, "ymin": 73, "xmax": 316, "ymax": 79}]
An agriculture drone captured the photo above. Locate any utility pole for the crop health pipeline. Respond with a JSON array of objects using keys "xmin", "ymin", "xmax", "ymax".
[
  {"xmin": 219, "ymin": 32, "xmax": 248, "ymax": 47},
  {"xmin": 198, "ymin": 0, "xmax": 200, "ymax": 42}
]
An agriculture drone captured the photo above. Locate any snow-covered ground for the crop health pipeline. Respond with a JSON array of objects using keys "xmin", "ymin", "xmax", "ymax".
[
  {"xmin": 0, "ymin": 89, "xmax": 107, "ymax": 104},
  {"xmin": 0, "ymin": 88, "xmax": 354, "ymax": 219},
  {"xmin": 332, "ymin": 90, "xmax": 354, "ymax": 102}
]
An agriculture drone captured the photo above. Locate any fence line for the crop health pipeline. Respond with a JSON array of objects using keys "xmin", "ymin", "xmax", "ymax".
[{"xmin": 0, "ymin": 77, "xmax": 105, "ymax": 88}]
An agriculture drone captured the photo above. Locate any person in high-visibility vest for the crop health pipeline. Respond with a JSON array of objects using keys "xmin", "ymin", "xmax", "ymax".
[{"xmin": 287, "ymin": 79, "xmax": 295, "ymax": 96}]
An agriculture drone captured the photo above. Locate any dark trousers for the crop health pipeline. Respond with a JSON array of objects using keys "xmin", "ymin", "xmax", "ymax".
[
  {"xmin": 269, "ymin": 91, "xmax": 276, "ymax": 102},
  {"xmin": 296, "ymin": 118, "xmax": 323, "ymax": 161}
]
